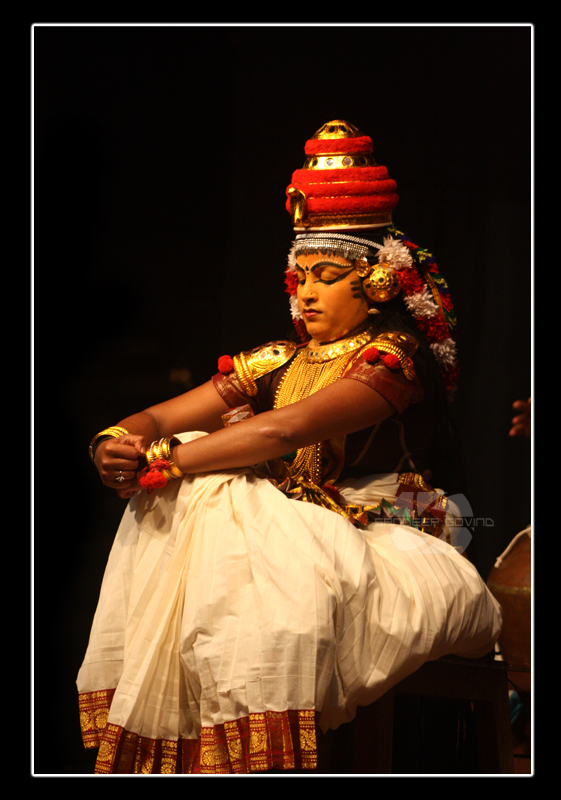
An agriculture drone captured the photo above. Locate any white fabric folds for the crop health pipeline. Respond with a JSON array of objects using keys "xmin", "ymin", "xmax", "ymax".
[{"xmin": 77, "ymin": 432, "xmax": 501, "ymax": 774}]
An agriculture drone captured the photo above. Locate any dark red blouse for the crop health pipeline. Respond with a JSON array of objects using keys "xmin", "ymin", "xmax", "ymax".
[{"xmin": 212, "ymin": 346, "xmax": 435, "ymax": 483}]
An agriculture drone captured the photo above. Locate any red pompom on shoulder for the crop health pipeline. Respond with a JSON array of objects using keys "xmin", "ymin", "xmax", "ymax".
[
  {"xmin": 381, "ymin": 353, "xmax": 400, "ymax": 369},
  {"xmin": 363, "ymin": 347, "xmax": 401, "ymax": 371},
  {"xmin": 218, "ymin": 355, "xmax": 234, "ymax": 374},
  {"xmin": 362, "ymin": 346, "xmax": 380, "ymax": 364}
]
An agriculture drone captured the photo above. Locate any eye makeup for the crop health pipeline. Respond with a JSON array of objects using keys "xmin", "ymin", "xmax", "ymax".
[{"xmin": 295, "ymin": 261, "xmax": 355, "ymax": 285}]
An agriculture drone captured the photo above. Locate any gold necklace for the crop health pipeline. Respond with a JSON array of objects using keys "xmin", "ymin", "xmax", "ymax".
[{"xmin": 274, "ymin": 329, "xmax": 373, "ymax": 484}]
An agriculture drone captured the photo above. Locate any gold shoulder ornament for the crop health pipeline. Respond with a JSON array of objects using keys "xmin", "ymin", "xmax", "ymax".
[
  {"xmin": 351, "ymin": 331, "xmax": 418, "ymax": 381},
  {"xmin": 233, "ymin": 341, "xmax": 298, "ymax": 397}
]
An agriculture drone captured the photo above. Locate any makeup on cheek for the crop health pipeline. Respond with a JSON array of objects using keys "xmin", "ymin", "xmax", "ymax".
[{"xmin": 350, "ymin": 278, "xmax": 363, "ymax": 299}]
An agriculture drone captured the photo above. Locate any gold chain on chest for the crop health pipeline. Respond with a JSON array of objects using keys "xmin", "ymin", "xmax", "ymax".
[{"xmin": 273, "ymin": 331, "xmax": 373, "ymax": 484}]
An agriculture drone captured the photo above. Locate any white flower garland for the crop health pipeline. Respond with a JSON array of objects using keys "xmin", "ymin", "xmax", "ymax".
[
  {"xmin": 376, "ymin": 237, "xmax": 414, "ymax": 271},
  {"xmin": 430, "ymin": 339, "xmax": 458, "ymax": 368},
  {"xmin": 404, "ymin": 285, "xmax": 440, "ymax": 318},
  {"xmin": 289, "ymin": 292, "xmax": 300, "ymax": 320}
]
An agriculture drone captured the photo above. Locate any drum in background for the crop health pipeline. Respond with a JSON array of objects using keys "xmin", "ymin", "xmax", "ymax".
[{"xmin": 487, "ymin": 526, "xmax": 531, "ymax": 692}]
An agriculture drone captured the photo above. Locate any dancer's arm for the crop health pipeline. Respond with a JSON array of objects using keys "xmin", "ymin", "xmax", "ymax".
[
  {"xmin": 95, "ymin": 378, "xmax": 393, "ymax": 497},
  {"xmin": 93, "ymin": 380, "xmax": 231, "ymax": 492}
]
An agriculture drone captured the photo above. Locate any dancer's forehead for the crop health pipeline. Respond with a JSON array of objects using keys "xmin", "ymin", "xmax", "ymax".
[{"xmin": 294, "ymin": 252, "xmax": 353, "ymax": 273}]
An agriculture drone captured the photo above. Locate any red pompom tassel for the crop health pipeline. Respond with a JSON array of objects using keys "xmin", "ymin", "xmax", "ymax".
[
  {"xmin": 381, "ymin": 353, "xmax": 400, "ymax": 369},
  {"xmin": 363, "ymin": 347, "xmax": 400, "ymax": 370},
  {"xmin": 218, "ymin": 355, "xmax": 234, "ymax": 374},
  {"xmin": 362, "ymin": 346, "xmax": 380, "ymax": 364},
  {"xmin": 139, "ymin": 459, "xmax": 171, "ymax": 493}
]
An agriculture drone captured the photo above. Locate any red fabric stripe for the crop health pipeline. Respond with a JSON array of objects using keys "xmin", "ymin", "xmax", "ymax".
[
  {"xmin": 304, "ymin": 135, "xmax": 373, "ymax": 155},
  {"xmin": 285, "ymin": 194, "xmax": 399, "ymax": 215},
  {"xmin": 287, "ymin": 179, "xmax": 397, "ymax": 198}
]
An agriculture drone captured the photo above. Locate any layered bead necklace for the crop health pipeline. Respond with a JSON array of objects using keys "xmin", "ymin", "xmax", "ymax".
[{"xmin": 274, "ymin": 328, "xmax": 373, "ymax": 485}]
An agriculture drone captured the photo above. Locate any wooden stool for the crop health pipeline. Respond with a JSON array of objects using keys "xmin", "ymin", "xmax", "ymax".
[{"xmin": 347, "ymin": 655, "xmax": 527, "ymax": 774}]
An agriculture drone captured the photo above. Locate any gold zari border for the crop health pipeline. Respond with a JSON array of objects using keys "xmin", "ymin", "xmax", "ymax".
[
  {"xmin": 79, "ymin": 688, "xmax": 115, "ymax": 749},
  {"xmin": 79, "ymin": 690, "xmax": 317, "ymax": 774}
]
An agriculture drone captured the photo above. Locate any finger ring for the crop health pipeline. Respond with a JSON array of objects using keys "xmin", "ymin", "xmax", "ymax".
[{"xmin": 116, "ymin": 471, "xmax": 125, "ymax": 483}]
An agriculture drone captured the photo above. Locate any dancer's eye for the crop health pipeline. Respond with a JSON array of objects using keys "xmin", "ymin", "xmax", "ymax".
[
  {"xmin": 317, "ymin": 266, "xmax": 354, "ymax": 285},
  {"xmin": 295, "ymin": 261, "xmax": 354, "ymax": 285}
]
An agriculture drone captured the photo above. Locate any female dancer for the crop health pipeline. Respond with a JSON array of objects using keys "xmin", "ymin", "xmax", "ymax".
[{"xmin": 78, "ymin": 121, "xmax": 501, "ymax": 774}]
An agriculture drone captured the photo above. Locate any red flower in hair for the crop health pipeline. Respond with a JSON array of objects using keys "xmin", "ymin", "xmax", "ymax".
[
  {"xmin": 398, "ymin": 268, "xmax": 425, "ymax": 294},
  {"xmin": 218, "ymin": 355, "xmax": 234, "ymax": 374},
  {"xmin": 284, "ymin": 270, "xmax": 299, "ymax": 294},
  {"xmin": 440, "ymin": 294, "xmax": 455, "ymax": 312},
  {"xmin": 443, "ymin": 366, "xmax": 460, "ymax": 389},
  {"xmin": 294, "ymin": 318, "xmax": 310, "ymax": 342},
  {"xmin": 416, "ymin": 314, "xmax": 450, "ymax": 342}
]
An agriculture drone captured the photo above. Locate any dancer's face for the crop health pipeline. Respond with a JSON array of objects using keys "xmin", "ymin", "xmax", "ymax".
[{"xmin": 295, "ymin": 252, "xmax": 369, "ymax": 343}]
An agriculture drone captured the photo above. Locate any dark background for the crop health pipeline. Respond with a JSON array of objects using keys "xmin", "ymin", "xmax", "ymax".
[{"xmin": 33, "ymin": 24, "xmax": 532, "ymax": 774}]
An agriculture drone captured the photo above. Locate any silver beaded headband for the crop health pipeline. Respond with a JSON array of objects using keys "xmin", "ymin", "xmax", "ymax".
[{"xmin": 293, "ymin": 232, "xmax": 383, "ymax": 262}]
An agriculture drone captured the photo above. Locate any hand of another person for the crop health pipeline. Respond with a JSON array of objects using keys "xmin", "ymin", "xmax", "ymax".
[
  {"xmin": 95, "ymin": 434, "xmax": 147, "ymax": 497},
  {"xmin": 509, "ymin": 398, "xmax": 531, "ymax": 438}
]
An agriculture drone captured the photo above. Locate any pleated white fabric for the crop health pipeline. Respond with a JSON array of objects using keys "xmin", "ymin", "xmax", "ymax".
[{"xmin": 77, "ymin": 432, "xmax": 501, "ymax": 770}]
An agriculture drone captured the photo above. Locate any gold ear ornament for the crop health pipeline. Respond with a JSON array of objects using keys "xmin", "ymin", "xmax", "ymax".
[{"xmin": 355, "ymin": 259, "xmax": 401, "ymax": 303}]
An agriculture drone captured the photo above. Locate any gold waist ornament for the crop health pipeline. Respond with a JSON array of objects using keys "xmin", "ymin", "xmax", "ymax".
[{"xmin": 274, "ymin": 330, "xmax": 373, "ymax": 486}]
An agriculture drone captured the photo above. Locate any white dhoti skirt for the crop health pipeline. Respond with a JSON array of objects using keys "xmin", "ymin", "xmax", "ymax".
[{"xmin": 77, "ymin": 432, "xmax": 501, "ymax": 774}]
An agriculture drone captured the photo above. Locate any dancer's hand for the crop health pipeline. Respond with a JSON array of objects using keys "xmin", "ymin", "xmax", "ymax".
[{"xmin": 95, "ymin": 434, "xmax": 146, "ymax": 496}]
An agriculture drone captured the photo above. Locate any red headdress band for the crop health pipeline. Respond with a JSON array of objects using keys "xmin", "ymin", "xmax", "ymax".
[{"xmin": 285, "ymin": 120, "xmax": 399, "ymax": 232}]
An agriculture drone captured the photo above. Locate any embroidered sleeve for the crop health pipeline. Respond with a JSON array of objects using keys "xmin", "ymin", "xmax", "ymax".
[
  {"xmin": 212, "ymin": 368, "xmax": 260, "ymax": 412},
  {"xmin": 343, "ymin": 332, "xmax": 423, "ymax": 414},
  {"xmin": 343, "ymin": 359, "xmax": 422, "ymax": 414}
]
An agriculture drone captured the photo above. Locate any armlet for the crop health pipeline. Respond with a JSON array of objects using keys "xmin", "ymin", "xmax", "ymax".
[
  {"xmin": 351, "ymin": 331, "xmax": 419, "ymax": 381},
  {"xmin": 233, "ymin": 341, "xmax": 298, "ymax": 397}
]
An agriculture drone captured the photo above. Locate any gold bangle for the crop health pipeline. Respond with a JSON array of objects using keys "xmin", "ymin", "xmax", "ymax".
[
  {"xmin": 165, "ymin": 437, "xmax": 185, "ymax": 478},
  {"xmin": 89, "ymin": 426, "xmax": 130, "ymax": 461},
  {"xmin": 156, "ymin": 440, "xmax": 175, "ymax": 480},
  {"xmin": 145, "ymin": 436, "xmax": 184, "ymax": 479},
  {"xmin": 145, "ymin": 440, "xmax": 159, "ymax": 467},
  {"xmin": 155, "ymin": 438, "xmax": 172, "ymax": 480},
  {"xmin": 167, "ymin": 461, "xmax": 185, "ymax": 479}
]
